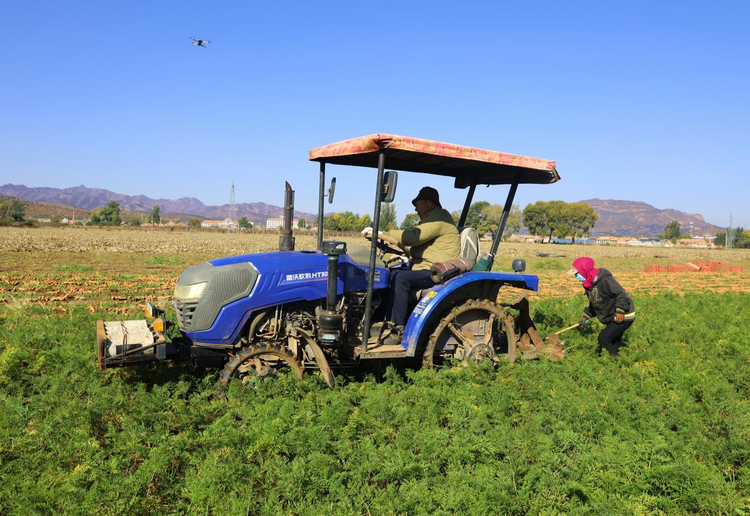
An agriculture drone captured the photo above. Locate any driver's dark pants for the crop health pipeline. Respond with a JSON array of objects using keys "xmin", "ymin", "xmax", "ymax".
[
  {"xmin": 597, "ymin": 319, "xmax": 634, "ymax": 356},
  {"xmin": 387, "ymin": 269, "xmax": 435, "ymax": 326}
]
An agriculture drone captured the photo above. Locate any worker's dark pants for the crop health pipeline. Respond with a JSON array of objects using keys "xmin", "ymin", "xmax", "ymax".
[
  {"xmin": 598, "ymin": 319, "xmax": 634, "ymax": 356},
  {"xmin": 387, "ymin": 269, "xmax": 434, "ymax": 326}
]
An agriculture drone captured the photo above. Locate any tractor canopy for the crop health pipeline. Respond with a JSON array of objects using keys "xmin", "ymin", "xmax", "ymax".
[{"xmin": 309, "ymin": 133, "xmax": 561, "ymax": 187}]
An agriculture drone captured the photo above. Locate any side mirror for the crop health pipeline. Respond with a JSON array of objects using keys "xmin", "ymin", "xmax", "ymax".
[
  {"xmin": 512, "ymin": 259, "xmax": 526, "ymax": 273},
  {"xmin": 381, "ymin": 171, "xmax": 398, "ymax": 203},
  {"xmin": 327, "ymin": 177, "xmax": 336, "ymax": 204}
]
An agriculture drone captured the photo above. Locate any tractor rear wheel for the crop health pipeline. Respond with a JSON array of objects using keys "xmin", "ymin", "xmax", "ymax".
[
  {"xmin": 218, "ymin": 342, "xmax": 304, "ymax": 395},
  {"xmin": 423, "ymin": 299, "xmax": 517, "ymax": 369}
]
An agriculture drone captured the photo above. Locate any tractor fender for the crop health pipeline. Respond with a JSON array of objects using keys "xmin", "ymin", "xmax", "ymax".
[{"xmin": 402, "ymin": 271, "xmax": 539, "ymax": 357}]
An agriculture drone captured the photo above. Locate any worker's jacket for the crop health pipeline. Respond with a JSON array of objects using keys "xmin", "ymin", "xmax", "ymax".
[
  {"xmin": 387, "ymin": 207, "xmax": 460, "ymax": 271},
  {"xmin": 582, "ymin": 268, "xmax": 636, "ymax": 324}
]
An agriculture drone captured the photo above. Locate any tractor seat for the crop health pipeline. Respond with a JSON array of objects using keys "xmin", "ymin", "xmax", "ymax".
[{"xmin": 460, "ymin": 227, "xmax": 480, "ymax": 265}]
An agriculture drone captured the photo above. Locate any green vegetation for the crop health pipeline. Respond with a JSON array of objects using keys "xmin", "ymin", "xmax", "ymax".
[
  {"xmin": 323, "ymin": 212, "xmax": 372, "ymax": 232},
  {"xmin": 661, "ymin": 220, "xmax": 683, "ymax": 242},
  {"xmin": 0, "ymin": 291, "xmax": 747, "ymax": 514},
  {"xmin": 91, "ymin": 201, "xmax": 122, "ymax": 226},
  {"xmin": 0, "ymin": 196, "xmax": 26, "ymax": 223},
  {"xmin": 716, "ymin": 227, "xmax": 750, "ymax": 248},
  {"xmin": 464, "ymin": 201, "xmax": 522, "ymax": 238},
  {"xmin": 150, "ymin": 205, "xmax": 161, "ymax": 225},
  {"xmin": 400, "ymin": 213, "xmax": 420, "ymax": 230},
  {"xmin": 146, "ymin": 255, "xmax": 182, "ymax": 266},
  {"xmin": 523, "ymin": 201, "xmax": 598, "ymax": 242},
  {"xmin": 51, "ymin": 264, "xmax": 95, "ymax": 273}
]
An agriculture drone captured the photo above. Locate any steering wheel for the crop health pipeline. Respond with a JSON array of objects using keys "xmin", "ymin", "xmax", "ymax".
[{"xmin": 363, "ymin": 231, "xmax": 407, "ymax": 256}]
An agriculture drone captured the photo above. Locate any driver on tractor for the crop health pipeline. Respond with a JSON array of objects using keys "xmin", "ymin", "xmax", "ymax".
[{"xmin": 364, "ymin": 186, "xmax": 460, "ymax": 344}]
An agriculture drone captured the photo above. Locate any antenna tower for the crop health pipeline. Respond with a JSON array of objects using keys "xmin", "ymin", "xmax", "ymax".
[{"xmin": 229, "ymin": 180, "xmax": 236, "ymax": 230}]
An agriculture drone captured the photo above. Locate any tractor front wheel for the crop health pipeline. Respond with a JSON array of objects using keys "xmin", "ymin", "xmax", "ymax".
[{"xmin": 218, "ymin": 342, "xmax": 304, "ymax": 395}]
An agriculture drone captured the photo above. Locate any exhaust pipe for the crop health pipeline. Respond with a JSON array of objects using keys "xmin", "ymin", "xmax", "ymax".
[
  {"xmin": 318, "ymin": 241, "xmax": 346, "ymax": 345},
  {"xmin": 279, "ymin": 182, "xmax": 295, "ymax": 251}
]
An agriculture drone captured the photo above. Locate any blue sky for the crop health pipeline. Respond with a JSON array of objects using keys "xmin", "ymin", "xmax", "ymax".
[{"xmin": 2, "ymin": 1, "xmax": 748, "ymax": 228}]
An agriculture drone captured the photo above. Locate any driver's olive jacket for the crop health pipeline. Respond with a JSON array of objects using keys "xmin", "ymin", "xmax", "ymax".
[{"xmin": 387, "ymin": 208, "xmax": 460, "ymax": 271}]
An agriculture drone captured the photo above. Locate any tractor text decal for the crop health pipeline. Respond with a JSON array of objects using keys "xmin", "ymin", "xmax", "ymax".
[{"xmin": 281, "ymin": 271, "xmax": 328, "ymax": 284}]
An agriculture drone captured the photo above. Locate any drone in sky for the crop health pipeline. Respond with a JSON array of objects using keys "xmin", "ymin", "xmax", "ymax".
[{"xmin": 190, "ymin": 37, "xmax": 211, "ymax": 48}]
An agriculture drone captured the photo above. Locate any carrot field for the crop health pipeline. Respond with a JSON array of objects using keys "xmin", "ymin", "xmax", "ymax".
[{"xmin": 0, "ymin": 227, "xmax": 748, "ymax": 514}]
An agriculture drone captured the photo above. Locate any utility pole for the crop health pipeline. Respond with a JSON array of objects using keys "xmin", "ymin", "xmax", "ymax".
[
  {"xmin": 229, "ymin": 180, "xmax": 236, "ymax": 231},
  {"xmin": 727, "ymin": 214, "xmax": 734, "ymax": 249}
]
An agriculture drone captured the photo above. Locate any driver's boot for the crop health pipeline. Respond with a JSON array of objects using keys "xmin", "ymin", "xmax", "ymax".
[{"xmin": 383, "ymin": 324, "xmax": 404, "ymax": 346}]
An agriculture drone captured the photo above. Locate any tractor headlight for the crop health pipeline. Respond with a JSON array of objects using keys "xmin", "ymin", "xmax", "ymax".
[{"xmin": 174, "ymin": 282, "xmax": 208, "ymax": 302}]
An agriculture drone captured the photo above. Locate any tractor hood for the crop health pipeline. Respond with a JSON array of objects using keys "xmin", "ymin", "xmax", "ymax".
[{"xmin": 174, "ymin": 250, "xmax": 386, "ymax": 338}]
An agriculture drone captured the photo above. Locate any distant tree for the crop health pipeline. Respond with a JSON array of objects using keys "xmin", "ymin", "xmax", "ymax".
[
  {"xmin": 477, "ymin": 203, "xmax": 522, "ymax": 239},
  {"xmin": 716, "ymin": 226, "xmax": 750, "ymax": 248},
  {"xmin": 380, "ymin": 204, "xmax": 397, "ymax": 231},
  {"xmin": 521, "ymin": 200, "xmax": 596, "ymax": 242},
  {"xmin": 150, "ymin": 205, "xmax": 161, "ymax": 225},
  {"xmin": 464, "ymin": 201, "xmax": 490, "ymax": 231},
  {"xmin": 323, "ymin": 214, "xmax": 340, "ymax": 231},
  {"xmin": 400, "ymin": 213, "xmax": 420, "ymax": 230},
  {"xmin": 450, "ymin": 210, "xmax": 461, "ymax": 224},
  {"xmin": 129, "ymin": 217, "xmax": 142, "ymax": 227},
  {"xmin": 356, "ymin": 214, "xmax": 372, "ymax": 231},
  {"xmin": 562, "ymin": 203, "xmax": 598, "ymax": 243},
  {"xmin": 239, "ymin": 217, "xmax": 252, "ymax": 229},
  {"xmin": 0, "ymin": 197, "xmax": 25, "ymax": 222},
  {"xmin": 188, "ymin": 218, "xmax": 202, "ymax": 229},
  {"xmin": 661, "ymin": 221, "xmax": 681, "ymax": 242},
  {"xmin": 296, "ymin": 219, "xmax": 306, "ymax": 230},
  {"xmin": 92, "ymin": 201, "xmax": 121, "ymax": 225},
  {"xmin": 523, "ymin": 201, "xmax": 562, "ymax": 241},
  {"xmin": 336, "ymin": 211, "xmax": 359, "ymax": 232}
]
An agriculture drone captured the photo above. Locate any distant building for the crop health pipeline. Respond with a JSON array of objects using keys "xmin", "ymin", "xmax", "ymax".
[
  {"xmin": 266, "ymin": 217, "xmax": 302, "ymax": 229},
  {"xmin": 201, "ymin": 218, "xmax": 234, "ymax": 228},
  {"xmin": 676, "ymin": 237, "xmax": 715, "ymax": 248}
]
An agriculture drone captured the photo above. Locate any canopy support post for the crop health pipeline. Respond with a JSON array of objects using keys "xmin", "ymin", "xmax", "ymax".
[
  {"xmin": 362, "ymin": 152, "xmax": 386, "ymax": 351},
  {"xmin": 489, "ymin": 173, "xmax": 521, "ymax": 259},
  {"xmin": 317, "ymin": 162, "xmax": 325, "ymax": 251},
  {"xmin": 457, "ymin": 183, "xmax": 477, "ymax": 230}
]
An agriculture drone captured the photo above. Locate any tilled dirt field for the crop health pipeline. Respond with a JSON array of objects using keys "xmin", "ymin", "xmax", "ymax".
[
  {"xmin": 1, "ymin": 227, "xmax": 749, "ymax": 310},
  {"xmin": 2, "ymin": 227, "xmax": 749, "ymax": 261}
]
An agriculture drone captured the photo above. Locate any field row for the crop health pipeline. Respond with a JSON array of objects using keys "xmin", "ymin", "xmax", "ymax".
[{"xmin": 2, "ymin": 227, "xmax": 750, "ymax": 265}]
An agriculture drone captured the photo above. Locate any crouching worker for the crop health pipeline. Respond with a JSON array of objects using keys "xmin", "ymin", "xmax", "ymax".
[
  {"xmin": 364, "ymin": 187, "xmax": 460, "ymax": 344},
  {"xmin": 570, "ymin": 256, "xmax": 635, "ymax": 356}
]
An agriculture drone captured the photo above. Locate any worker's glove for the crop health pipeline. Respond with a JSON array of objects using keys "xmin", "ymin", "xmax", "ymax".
[
  {"xmin": 383, "ymin": 253, "xmax": 410, "ymax": 269},
  {"xmin": 361, "ymin": 227, "xmax": 382, "ymax": 238},
  {"xmin": 579, "ymin": 316, "xmax": 590, "ymax": 327},
  {"xmin": 614, "ymin": 312, "xmax": 624, "ymax": 323}
]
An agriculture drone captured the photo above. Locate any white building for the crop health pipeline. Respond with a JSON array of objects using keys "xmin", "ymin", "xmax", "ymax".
[
  {"xmin": 201, "ymin": 218, "xmax": 234, "ymax": 228},
  {"xmin": 266, "ymin": 217, "xmax": 302, "ymax": 229}
]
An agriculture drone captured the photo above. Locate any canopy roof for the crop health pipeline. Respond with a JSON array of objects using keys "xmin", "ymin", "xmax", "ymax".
[{"xmin": 309, "ymin": 134, "xmax": 560, "ymax": 187}]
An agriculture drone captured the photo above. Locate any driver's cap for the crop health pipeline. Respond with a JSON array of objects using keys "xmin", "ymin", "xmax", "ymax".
[{"xmin": 412, "ymin": 187, "xmax": 440, "ymax": 207}]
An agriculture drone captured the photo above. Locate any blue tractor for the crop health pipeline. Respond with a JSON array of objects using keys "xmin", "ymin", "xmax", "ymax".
[{"xmin": 97, "ymin": 134, "xmax": 562, "ymax": 389}]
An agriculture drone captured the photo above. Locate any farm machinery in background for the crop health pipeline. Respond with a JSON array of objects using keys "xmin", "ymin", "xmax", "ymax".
[{"xmin": 98, "ymin": 134, "xmax": 564, "ymax": 389}]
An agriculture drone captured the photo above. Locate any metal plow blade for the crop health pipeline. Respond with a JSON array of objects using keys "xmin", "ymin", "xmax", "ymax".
[{"xmin": 508, "ymin": 296, "xmax": 566, "ymax": 362}]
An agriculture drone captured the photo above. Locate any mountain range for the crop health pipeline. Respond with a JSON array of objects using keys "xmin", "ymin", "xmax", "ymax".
[
  {"xmin": 581, "ymin": 198, "xmax": 724, "ymax": 237},
  {"xmin": 0, "ymin": 184, "xmax": 317, "ymax": 227},
  {"xmin": 0, "ymin": 184, "xmax": 726, "ymax": 236}
]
